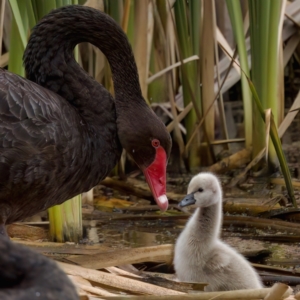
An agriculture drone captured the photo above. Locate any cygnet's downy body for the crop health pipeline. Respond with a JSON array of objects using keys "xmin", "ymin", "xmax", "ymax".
[{"xmin": 173, "ymin": 173, "xmax": 263, "ymax": 291}]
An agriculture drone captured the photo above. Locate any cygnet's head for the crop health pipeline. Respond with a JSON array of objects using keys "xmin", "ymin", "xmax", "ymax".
[{"xmin": 179, "ymin": 172, "xmax": 222, "ymax": 208}]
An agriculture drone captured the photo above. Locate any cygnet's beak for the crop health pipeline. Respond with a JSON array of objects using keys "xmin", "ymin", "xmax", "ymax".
[{"xmin": 178, "ymin": 193, "xmax": 195, "ymax": 207}]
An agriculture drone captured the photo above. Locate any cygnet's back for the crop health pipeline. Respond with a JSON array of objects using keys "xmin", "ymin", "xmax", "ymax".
[{"xmin": 173, "ymin": 172, "xmax": 263, "ymax": 291}]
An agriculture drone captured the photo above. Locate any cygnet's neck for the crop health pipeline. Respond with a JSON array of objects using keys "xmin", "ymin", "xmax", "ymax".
[{"xmin": 190, "ymin": 193, "xmax": 222, "ymax": 247}]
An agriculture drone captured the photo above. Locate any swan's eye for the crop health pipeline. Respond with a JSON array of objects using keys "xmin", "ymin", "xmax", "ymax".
[
  {"xmin": 198, "ymin": 188, "xmax": 203, "ymax": 192},
  {"xmin": 151, "ymin": 139, "xmax": 160, "ymax": 148}
]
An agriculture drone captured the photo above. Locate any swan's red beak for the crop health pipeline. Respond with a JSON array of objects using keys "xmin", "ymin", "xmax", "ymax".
[{"xmin": 143, "ymin": 146, "xmax": 168, "ymax": 211}]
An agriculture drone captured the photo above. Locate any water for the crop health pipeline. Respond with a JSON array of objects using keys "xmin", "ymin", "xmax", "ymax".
[
  {"xmin": 84, "ymin": 217, "xmax": 181, "ymax": 248},
  {"xmin": 83, "ymin": 214, "xmax": 300, "ymax": 271}
]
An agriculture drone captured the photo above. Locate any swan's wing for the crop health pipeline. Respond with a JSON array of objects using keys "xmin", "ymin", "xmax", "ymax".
[
  {"xmin": 0, "ymin": 70, "xmax": 83, "ymax": 193},
  {"xmin": 0, "ymin": 69, "xmax": 82, "ymax": 147}
]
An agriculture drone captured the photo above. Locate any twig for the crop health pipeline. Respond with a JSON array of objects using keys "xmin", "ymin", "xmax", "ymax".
[
  {"xmin": 100, "ymin": 285, "xmax": 292, "ymax": 299},
  {"xmin": 77, "ymin": 283, "xmax": 117, "ymax": 297},
  {"xmin": 66, "ymin": 244, "xmax": 173, "ymax": 269},
  {"xmin": 105, "ymin": 267, "xmax": 141, "ymax": 278},
  {"xmin": 58, "ymin": 262, "xmax": 184, "ymax": 296},
  {"xmin": 147, "ymin": 55, "xmax": 199, "ymax": 84},
  {"xmin": 264, "ymin": 282, "xmax": 292, "ymax": 300}
]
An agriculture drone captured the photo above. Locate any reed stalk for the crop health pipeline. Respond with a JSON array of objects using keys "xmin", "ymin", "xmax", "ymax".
[
  {"xmin": 174, "ymin": 0, "xmax": 202, "ymax": 168},
  {"xmin": 226, "ymin": 0, "xmax": 252, "ymax": 148},
  {"xmin": 106, "ymin": 0, "xmax": 123, "ymax": 25},
  {"xmin": 249, "ymin": 0, "xmax": 284, "ymax": 171},
  {"xmin": 134, "ymin": 0, "xmax": 152, "ymax": 100},
  {"xmin": 48, "ymin": 195, "xmax": 83, "ymax": 242},
  {"xmin": 200, "ymin": 0, "xmax": 215, "ymax": 165},
  {"xmin": 266, "ymin": 0, "xmax": 284, "ymax": 167},
  {"xmin": 148, "ymin": 4, "xmax": 168, "ymax": 104}
]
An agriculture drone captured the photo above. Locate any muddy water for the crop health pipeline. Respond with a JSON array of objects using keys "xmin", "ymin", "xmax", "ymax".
[
  {"xmin": 85, "ymin": 175, "xmax": 300, "ymax": 273},
  {"xmin": 82, "ymin": 212, "xmax": 300, "ymax": 274},
  {"xmin": 84, "ymin": 217, "xmax": 180, "ymax": 248}
]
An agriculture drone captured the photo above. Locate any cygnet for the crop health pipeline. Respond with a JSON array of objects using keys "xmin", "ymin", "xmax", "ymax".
[{"xmin": 173, "ymin": 172, "xmax": 263, "ymax": 291}]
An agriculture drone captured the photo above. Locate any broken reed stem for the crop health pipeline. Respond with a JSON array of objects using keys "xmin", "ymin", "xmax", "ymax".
[
  {"xmin": 105, "ymin": 267, "xmax": 141, "ymax": 278},
  {"xmin": 66, "ymin": 244, "xmax": 173, "ymax": 269},
  {"xmin": 223, "ymin": 215, "xmax": 300, "ymax": 234},
  {"xmin": 100, "ymin": 285, "xmax": 292, "ymax": 300},
  {"xmin": 58, "ymin": 262, "xmax": 183, "ymax": 296},
  {"xmin": 147, "ymin": 55, "xmax": 199, "ymax": 84},
  {"xmin": 264, "ymin": 282, "xmax": 291, "ymax": 300},
  {"xmin": 59, "ymin": 260, "xmax": 292, "ymax": 299},
  {"xmin": 48, "ymin": 195, "xmax": 82, "ymax": 243},
  {"xmin": 77, "ymin": 283, "xmax": 117, "ymax": 297}
]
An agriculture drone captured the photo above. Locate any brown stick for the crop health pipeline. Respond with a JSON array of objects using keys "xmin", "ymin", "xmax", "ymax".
[
  {"xmin": 100, "ymin": 177, "xmax": 185, "ymax": 201},
  {"xmin": 107, "ymin": 214, "xmax": 300, "ymax": 235},
  {"xmin": 105, "ymin": 267, "xmax": 141, "ymax": 278},
  {"xmin": 208, "ymin": 148, "xmax": 252, "ymax": 173},
  {"xmin": 264, "ymin": 283, "xmax": 291, "ymax": 300},
  {"xmin": 223, "ymin": 215, "xmax": 300, "ymax": 234},
  {"xmin": 58, "ymin": 262, "xmax": 183, "ymax": 296},
  {"xmin": 100, "ymin": 177, "xmax": 152, "ymax": 200},
  {"xmin": 100, "ymin": 286, "xmax": 292, "ymax": 299},
  {"xmin": 67, "ymin": 244, "xmax": 173, "ymax": 269},
  {"xmin": 77, "ymin": 283, "xmax": 116, "ymax": 297}
]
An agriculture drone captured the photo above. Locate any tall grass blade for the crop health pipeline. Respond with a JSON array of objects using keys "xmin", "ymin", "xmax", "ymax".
[
  {"xmin": 226, "ymin": 0, "xmax": 252, "ymax": 148},
  {"xmin": 248, "ymin": 0, "xmax": 268, "ymax": 165},
  {"xmin": 174, "ymin": 0, "xmax": 201, "ymax": 168},
  {"xmin": 134, "ymin": 0, "xmax": 151, "ymax": 100},
  {"xmin": 200, "ymin": 0, "xmax": 215, "ymax": 164},
  {"xmin": 107, "ymin": 0, "xmax": 123, "ymax": 24},
  {"xmin": 0, "ymin": 0, "xmax": 5, "ymax": 56},
  {"xmin": 247, "ymin": 77, "xmax": 296, "ymax": 207},
  {"xmin": 35, "ymin": 0, "xmax": 57, "ymax": 20},
  {"xmin": 8, "ymin": 0, "xmax": 27, "ymax": 47},
  {"xmin": 148, "ymin": 1, "xmax": 168, "ymax": 104},
  {"xmin": 249, "ymin": 0, "xmax": 285, "ymax": 171},
  {"xmin": 8, "ymin": 15, "xmax": 24, "ymax": 76},
  {"xmin": 265, "ymin": 0, "xmax": 285, "ymax": 167}
]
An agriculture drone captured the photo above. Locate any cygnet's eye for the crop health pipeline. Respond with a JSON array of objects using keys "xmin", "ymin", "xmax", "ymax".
[{"xmin": 198, "ymin": 188, "xmax": 203, "ymax": 192}]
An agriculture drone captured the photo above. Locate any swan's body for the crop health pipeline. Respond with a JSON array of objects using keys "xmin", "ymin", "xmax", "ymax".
[
  {"xmin": 0, "ymin": 5, "xmax": 171, "ymax": 230},
  {"xmin": 0, "ymin": 235, "xmax": 77, "ymax": 300},
  {"xmin": 173, "ymin": 173, "xmax": 262, "ymax": 291}
]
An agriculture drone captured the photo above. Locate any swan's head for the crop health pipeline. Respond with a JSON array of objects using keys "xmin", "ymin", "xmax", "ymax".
[
  {"xmin": 117, "ymin": 103, "xmax": 172, "ymax": 212},
  {"xmin": 179, "ymin": 173, "xmax": 222, "ymax": 208}
]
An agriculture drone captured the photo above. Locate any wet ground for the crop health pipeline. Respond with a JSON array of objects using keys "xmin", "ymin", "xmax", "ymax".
[
  {"xmin": 84, "ymin": 213, "xmax": 300, "ymax": 265},
  {"xmin": 12, "ymin": 168, "xmax": 300, "ymax": 293},
  {"xmin": 74, "ymin": 171, "xmax": 300, "ymax": 291}
]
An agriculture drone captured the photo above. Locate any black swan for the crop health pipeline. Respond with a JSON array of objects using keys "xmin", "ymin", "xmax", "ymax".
[
  {"xmin": 0, "ymin": 5, "xmax": 171, "ymax": 232},
  {"xmin": 173, "ymin": 173, "xmax": 262, "ymax": 291},
  {"xmin": 0, "ymin": 235, "xmax": 78, "ymax": 299}
]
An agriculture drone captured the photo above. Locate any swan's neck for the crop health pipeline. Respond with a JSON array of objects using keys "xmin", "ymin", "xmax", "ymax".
[
  {"xmin": 24, "ymin": 6, "xmax": 143, "ymax": 112},
  {"xmin": 190, "ymin": 196, "xmax": 222, "ymax": 246}
]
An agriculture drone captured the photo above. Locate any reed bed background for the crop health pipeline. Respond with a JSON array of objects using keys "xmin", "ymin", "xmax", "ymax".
[{"xmin": 1, "ymin": 0, "xmax": 300, "ymax": 241}]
